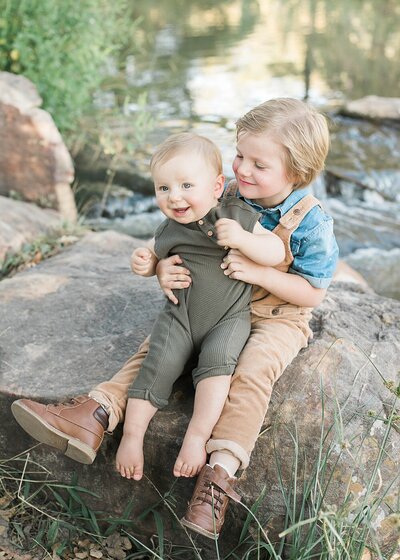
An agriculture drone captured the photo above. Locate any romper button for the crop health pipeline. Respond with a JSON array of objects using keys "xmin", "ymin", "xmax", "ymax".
[
  {"xmin": 198, "ymin": 219, "xmax": 204, "ymax": 225},
  {"xmin": 293, "ymin": 208, "xmax": 301, "ymax": 215},
  {"xmin": 207, "ymin": 230, "xmax": 213, "ymax": 236},
  {"xmin": 271, "ymin": 308, "xmax": 280, "ymax": 315}
]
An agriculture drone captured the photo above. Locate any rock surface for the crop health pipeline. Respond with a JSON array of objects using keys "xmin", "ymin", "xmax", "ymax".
[
  {"xmin": 344, "ymin": 247, "xmax": 400, "ymax": 301},
  {"xmin": 0, "ymin": 72, "xmax": 77, "ymax": 221},
  {"xmin": 72, "ymin": 130, "xmax": 154, "ymax": 196},
  {"xmin": 341, "ymin": 96, "xmax": 400, "ymax": 123},
  {"xmin": 86, "ymin": 209, "xmax": 164, "ymax": 239},
  {"xmin": 0, "ymin": 195, "xmax": 61, "ymax": 261},
  {"xmin": 323, "ymin": 197, "xmax": 400, "ymax": 256},
  {"xmin": 0, "ymin": 231, "xmax": 399, "ymax": 557},
  {"xmin": 326, "ymin": 116, "xmax": 400, "ymax": 204}
]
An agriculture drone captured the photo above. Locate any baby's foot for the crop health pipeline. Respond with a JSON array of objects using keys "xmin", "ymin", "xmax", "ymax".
[
  {"xmin": 116, "ymin": 432, "xmax": 144, "ymax": 481},
  {"xmin": 173, "ymin": 433, "xmax": 207, "ymax": 478}
]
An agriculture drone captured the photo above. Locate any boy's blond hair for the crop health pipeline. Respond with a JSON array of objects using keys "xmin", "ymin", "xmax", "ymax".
[
  {"xmin": 236, "ymin": 98, "xmax": 329, "ymax": 189},
  {"xmin": 150, "ymin": 132, "xmax": 223, "ymax": 176}
]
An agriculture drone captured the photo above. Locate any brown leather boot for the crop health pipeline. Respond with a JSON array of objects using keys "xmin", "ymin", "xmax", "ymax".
[
  {"xmin": 181, "ymin": 464, "xmax": 241, "ymax": 539},
  {"xmin": 11, "ymin": 395, "xmax": 109, "ymax": 464}
]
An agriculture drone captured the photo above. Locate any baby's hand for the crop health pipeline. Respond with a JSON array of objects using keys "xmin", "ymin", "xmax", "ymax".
[
  {"xmin": 131, "ymin": 247, "xmax": 154, "ymax": 276},
  {"xmin": 215, "ymin": 218, "xmax": 245, "ymax": 250}
]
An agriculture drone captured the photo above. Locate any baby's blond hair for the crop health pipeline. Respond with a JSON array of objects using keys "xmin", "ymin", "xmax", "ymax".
[
  {"xmin": 236, "ymin": 98, "xmax": 330, "ymax": 189},
  {"xmin": 150, "ymin": 132, "xmax": 222, "ymax": 176}
]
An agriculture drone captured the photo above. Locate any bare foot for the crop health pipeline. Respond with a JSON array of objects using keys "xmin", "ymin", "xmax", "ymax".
[
  {"xmin": 116, "ymin": 432, "xmax": 144, "ymax": 481},
  {"xmin": 173, "ymin": 433, "xmax": 207, "ymax": 477}
]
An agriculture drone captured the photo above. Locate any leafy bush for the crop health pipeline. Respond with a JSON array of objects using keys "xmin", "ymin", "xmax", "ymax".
[{"xmin": 0, "ymin": 0, "xmax": 132, "ymax": 132}]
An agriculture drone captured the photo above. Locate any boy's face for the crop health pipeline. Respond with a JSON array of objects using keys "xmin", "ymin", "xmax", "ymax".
[
  {"xmin": 232, "ymin": 132, "xmax": 296, "ymax": 207},
  {"xmin": 153, "ymin": 151, "xmax": 224, "ymax": 223}
]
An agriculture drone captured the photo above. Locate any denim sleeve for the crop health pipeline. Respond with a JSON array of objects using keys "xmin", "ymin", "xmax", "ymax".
[{"xmin": 289, "ymin": 219, "xmax": 339, "ymax": 289}]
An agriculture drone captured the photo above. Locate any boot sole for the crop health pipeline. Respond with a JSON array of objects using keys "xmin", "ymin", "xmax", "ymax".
[
  {"xmin": 180, "ymin": 516, "xmax": 219, "ymax": 540},
  {"xmin": 11, "ymin": 401, "xmax": 97, "ymax": 465}
]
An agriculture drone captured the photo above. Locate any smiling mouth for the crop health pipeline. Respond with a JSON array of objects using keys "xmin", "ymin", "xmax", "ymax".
[
  {"xmin": 239, "ymin": 178, "xmax": 255, "ymax": 186},
  {"xmin": 171, "ymin": 207, "xmax": 190, "ymax": 216}
]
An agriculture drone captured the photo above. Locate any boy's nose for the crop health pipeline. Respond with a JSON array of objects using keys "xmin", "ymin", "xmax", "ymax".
[{"xmin": 237, "ymin": 160, "xmax": 251, "ymax": 176}]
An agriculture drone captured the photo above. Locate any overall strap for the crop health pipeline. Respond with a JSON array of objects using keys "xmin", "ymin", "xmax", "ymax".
[
  {"xmin": 252, "ymin": 193, "xmax": 321, "ymax": 307},
  {"xmin": 276, "ymin": 194, "xmax": 321, "ymax": 233},
  {"xmin": 223, "ymin": 183, "xmax": 320, "ymax": 231}
]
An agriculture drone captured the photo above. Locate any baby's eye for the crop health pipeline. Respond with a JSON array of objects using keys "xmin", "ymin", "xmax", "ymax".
[
  {"xmin": 255, "ymin": 162, "xmax": 266, "ymax": 169},
  {"xmin": 182, "ymin": 182, "xmax": 192, "ymax": 189},
  {"xmin": 159, "ymin": 185, "xmax": 169, "ymax": 192},
  {"xmin": 235, "ymin": 153, "xmax": 243, "ymax": 159}
]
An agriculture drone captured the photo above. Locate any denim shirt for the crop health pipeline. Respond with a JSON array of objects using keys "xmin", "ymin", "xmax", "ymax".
[{"xmin": 238, "ymin": 188, "xmax": 339, "ymax": 289}]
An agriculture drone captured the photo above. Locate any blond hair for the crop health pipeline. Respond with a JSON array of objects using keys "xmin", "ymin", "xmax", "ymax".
[
  {"xmin": 150, "ymin": 132, "xmax": 222, "ymax": 176},
  {"xmin": 236, "ymin": 98, "xmax": 330, "ymax": 189}
]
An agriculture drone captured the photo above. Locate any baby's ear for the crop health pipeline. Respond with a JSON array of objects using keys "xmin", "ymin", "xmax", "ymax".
[{"xmin": 214, "ymin": 174, "xmax": 225, "ymax": 197}]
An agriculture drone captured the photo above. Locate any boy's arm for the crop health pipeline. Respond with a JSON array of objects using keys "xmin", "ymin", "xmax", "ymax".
[
  {"xmin": 156, "ymin": 254, "xmax": 191, "ymax": 305},
  {"xmin": 221, "ymin": 250, "xmax": 326, "ymax": 307},
  {"xmin": 130, "ymin": 238, "xmax": 159, "ymax": 277},
  {"xmin": 215, "ymin": 218, "xmax": 285, "ymax": 267},
  {"xmin": 256, "ymin": 266, "xmax": 327, "ymax": 307}
]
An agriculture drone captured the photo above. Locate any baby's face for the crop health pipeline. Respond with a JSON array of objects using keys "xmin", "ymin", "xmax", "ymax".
[
  {"xmin": 232, "ymin": 131, "xmax": 296, "ymax": 208},
  {"xmin": 153, "ymin": 151, "xmax": 224, "ymax": 223}
]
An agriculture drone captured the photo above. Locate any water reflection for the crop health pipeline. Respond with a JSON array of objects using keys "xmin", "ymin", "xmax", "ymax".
[{"xmin": 105, "ymin": 0, "xmax": 400, "ymax": 122}]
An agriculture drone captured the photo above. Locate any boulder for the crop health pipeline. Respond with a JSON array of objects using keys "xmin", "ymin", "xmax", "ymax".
[
  {"xmin": 324, "ymin": 197, "xmax": 400, "ymax": 256},
  {"xmin": 85, "ymin": 209, "xmax": 164, "ymax": 239},
  {"xmin": 0, "ymin": 72, "xmax": 77, "ymax": 222},
  {"xmin": 0, "ymin": 231, "xmax": 399, "ymax": 557},
  {"xmin": 71, "ymin": 119, "xmax": 154, "ymax": 196},
  {"xmin": 340, "ymin": 96, "xmax": 400, "ymax": 123},
  {"xmin": 326, "ymin": 116, "xmax": 400, "ymax": 204},
  {"xmin": 0, "ymin": 195, "xmax": 61, "ymax": 261},
  {"xmin": 344, "ymin": 247, "xmax": 400, "ymax": 301}
]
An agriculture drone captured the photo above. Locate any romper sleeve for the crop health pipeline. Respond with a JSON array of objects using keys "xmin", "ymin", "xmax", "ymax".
[
  {"xmin": 153, "ymin": 219, "xmax": 170, "ymax": 260},
  {"xmin": 218, "ymin": 197, "xmax": 261, "ymax": 233}
]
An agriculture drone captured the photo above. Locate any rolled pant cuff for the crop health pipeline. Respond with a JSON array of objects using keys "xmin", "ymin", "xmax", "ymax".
[
  {"xmin": 206, "ymin": 438, "xmax": 250, "ymax": 470},
  {"xmin": 89, "ymin": 390, "xmax": 118, "ymax": 432},
  {"xmin": 127, "ymin": 388, "xmax": 168, "ymax": 409}
]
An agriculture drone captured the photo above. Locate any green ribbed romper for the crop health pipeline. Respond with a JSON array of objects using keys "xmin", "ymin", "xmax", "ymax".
[{"xmin": 128, "ymin": 197, "xmax": 260, "ymax": 408}]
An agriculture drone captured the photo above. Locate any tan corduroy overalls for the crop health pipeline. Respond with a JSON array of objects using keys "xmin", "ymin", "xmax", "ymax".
[{"xmin": 90, "ymin": 188, "xmax": 320, "ymax": 469}]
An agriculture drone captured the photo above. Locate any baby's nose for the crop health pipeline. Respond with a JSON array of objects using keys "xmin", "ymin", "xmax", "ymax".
[{"xmin": 169, "ymin": 188, "xmax": 182, "ymax": 201}]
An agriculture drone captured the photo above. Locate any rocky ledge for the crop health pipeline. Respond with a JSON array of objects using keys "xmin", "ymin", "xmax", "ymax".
[{"xmin": 0, "ymin": 231, "xmax": 399, "ymax": 557}]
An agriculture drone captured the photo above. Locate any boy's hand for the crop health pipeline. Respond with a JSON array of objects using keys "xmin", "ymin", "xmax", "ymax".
[
  {"xmin": 156, "ymin": 254, "xmax": 191, "ymax": 305},
  {"xmin": 131, "ymin": 247, "xmax": 155, "ymax": 276},
  {"xmin": 215, "ymin": 218, "xmax": 246, "ymax": 249}
]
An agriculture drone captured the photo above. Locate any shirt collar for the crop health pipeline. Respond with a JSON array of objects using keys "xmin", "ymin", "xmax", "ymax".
[{"xmin": 239, "ymin": 187, "xmax": 311, "ymax": 216}]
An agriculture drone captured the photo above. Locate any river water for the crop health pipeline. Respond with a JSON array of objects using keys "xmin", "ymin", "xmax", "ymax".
[
  {"xmin": 81, "ymin": 0, "xmax": 400, "ymax": 299},
  {"xmin": 113, "ymin": 0, "xmax": 400, "ymax": 119}
]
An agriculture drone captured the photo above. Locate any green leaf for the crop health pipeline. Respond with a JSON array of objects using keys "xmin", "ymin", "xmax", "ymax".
[{"xmin": 151, "ymin": 509, "xmax": 164, "ymax": 558}]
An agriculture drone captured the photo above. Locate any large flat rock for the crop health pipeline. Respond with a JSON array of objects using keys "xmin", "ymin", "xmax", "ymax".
[
  {"xmin": 0, "ymin": 230, "xmax": 399, "ymax": 556},
  {"xmin": 0, "ymin": 230, "xmax": 164, "ymax": 396}
]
